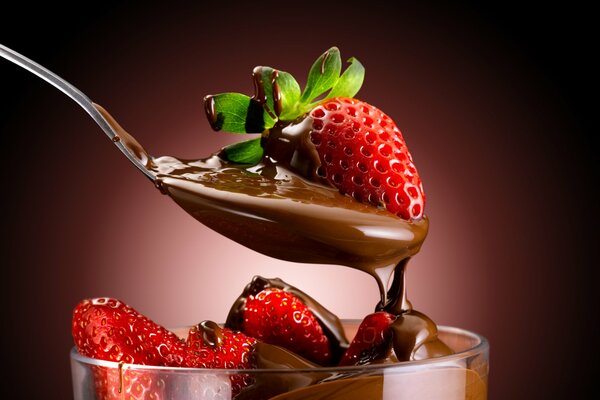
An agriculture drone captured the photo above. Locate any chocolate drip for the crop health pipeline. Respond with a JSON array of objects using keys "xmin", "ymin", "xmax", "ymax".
[
  {"xmin": 262, "ymin": 117, "xmax": 326, "ymax": 183},
  {"xmin": 391, "ymin": 310, "xmax": 453, "ymax": 361},
  {"xmin": 375, "ymin": 261, "xmax": 453, "ymax": 361},
  {"xmin": 252, "ymin": 66, "xmax": 281, "ymax": 120},
  {"xmin": 271, "ymin": 70, "xmax": 282, "ymax": 117},
  {"xmin": 194, "ymin": 320, "xmax": 224, "ymax": 347},
  {"xmin": 203, "ymin": 95, "xmax": 219, "ymax": 131},
  {"xmin": 378, "ymin": 259, "xmax": 412, "ymax": 314},
  {"xmin": 94, "ymin": 104, "xmax": 153, "ymax": 169}
]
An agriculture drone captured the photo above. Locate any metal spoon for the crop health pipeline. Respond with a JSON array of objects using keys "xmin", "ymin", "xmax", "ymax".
[{"xmin": 0, "ymin": 43, "xmax": 155, "ymax": 182}]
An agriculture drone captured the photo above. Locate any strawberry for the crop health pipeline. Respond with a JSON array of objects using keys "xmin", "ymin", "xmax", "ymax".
[
  {"xmin": 184, "ymin": 320, "xmax": 256, "ymax": 369},
  {"xmin": 91, "ymin": 366, "xmax": 167, "ymax": 400},
  {"xmin": 242, "ymin": 288, "xmax": 332, "ymax": 366},
  {"xmin": 339, "ymin": 311, "xmax": 396, "ymax": 366},
  {"xmin": 204, "ymin": 47, "xmax": 425, "ymax": 220},
  {"xmin": 184, "ymin": 320, "xmax": 256, "ymax": 396},
  {"xmin": 309, "ymin": 98, "xmax": 424, "ymax": 220},
  {"xmin": 72, "ymin": 297, "xmax": 186, "ymax": 366}
]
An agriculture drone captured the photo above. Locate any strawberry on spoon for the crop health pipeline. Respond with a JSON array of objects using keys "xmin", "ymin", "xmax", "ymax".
[
  {"xmin": 204, "ymin": 46, "xmax": 425, "ymax": 220},
  {"xmin": 309, "ymin": 97, "xmax": 424, "ymax": 220}
]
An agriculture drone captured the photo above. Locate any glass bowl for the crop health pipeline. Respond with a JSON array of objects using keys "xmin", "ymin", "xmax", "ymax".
[{"xmin": 71, "ymin": 322, "xmax": 489, "ymax": 399}]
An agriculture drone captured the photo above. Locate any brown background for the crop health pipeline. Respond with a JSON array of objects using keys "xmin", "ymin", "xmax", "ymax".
[{"xmin": 0, "ymin": 2, "xmax": 596, "ymax": 399}]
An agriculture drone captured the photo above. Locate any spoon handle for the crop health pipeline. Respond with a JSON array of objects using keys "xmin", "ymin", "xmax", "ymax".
[{"xmin": 0, "ymin": 43, "xmax": 155, "ymax": 181}]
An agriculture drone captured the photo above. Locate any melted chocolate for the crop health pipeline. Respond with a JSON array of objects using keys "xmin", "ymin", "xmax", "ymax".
[
  {"xmin": 237, "ymin": 343, "xmax": 329, "ymax": 400},
  {"xmin": 95, "ymin": 104, "xmax": 153, "ymax": 170},
  {"xmin": 267, "ymin": 368, "xmax": 487, "ymax": 400},
  {"xmin": 152, "ymin": 150, "xmax": 428, "ymax": 308},
  {"xmin": 391, "ymin": 310, "xmax": 453, "ymax": 361},
  {"xmin": 195, "ymin": 320, "xmax": 224, "ymax": 347},
  {"xmin": 94, "ymin": 104, "xmax": 486, "ymax": 397}
]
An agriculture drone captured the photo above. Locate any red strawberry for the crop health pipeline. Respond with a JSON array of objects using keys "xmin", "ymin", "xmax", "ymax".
[
  {"xmin": 339, "ymin": 311, "xmax": 396, "ymax": 366},
  {"xmin": 309, "ymin": 97, "xmax": 425, "ymax": 220},
  {"xmin": 184, "ymin": 320, "xmax": 256, "ymax": 369},
  {"xmin": 72, "ymin": 297, "xmax": 185, "ymax": 366},
  {"xmin": 92, "ymin": 366, "xmax": 167, "ymax": 400},
  {"xmin": 242, "ymin": 288, "xmax": 332, "ymax": 365},
  {"xmin": 184, "ymin": 320, "xmax": 256, "ymax": 395}
]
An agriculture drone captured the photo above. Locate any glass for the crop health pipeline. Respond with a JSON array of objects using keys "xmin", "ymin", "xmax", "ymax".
[{"xmin": 71, "ymin": 323, "xmax": 489, "ymax": 399}]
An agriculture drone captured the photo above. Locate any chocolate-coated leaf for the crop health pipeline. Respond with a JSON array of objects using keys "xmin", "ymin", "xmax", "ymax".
[
  {"xmin": 252, "ymin": 66, "xmax": 277, "ymax": 119},
  {"xmin": 204, "ymin": 93, "xmax": 275, "ymax": 134}
]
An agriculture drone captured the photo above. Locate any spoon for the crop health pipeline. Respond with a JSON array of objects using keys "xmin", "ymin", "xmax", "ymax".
[
  {"xmin": 0, "ymin": 43, "xmax": 155, "ymax": 182},
  {"xmin": 1, "ymin": 43, "xmax": 427, "ymax": 312}
]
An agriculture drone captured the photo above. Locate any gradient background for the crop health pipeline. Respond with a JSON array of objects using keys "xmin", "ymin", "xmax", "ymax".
[{"xmin": 0, "ymin": 2, "xmax": 596, "ymax": 399}]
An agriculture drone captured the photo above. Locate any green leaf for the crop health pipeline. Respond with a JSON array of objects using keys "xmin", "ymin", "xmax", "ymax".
[
  {"xmin": 326, "ymin": 57, "xmax": 365, "ymax": 99},
  {"xmin": 276, "ymin": 71, "xmax": 301, "ymax": 121},
  {"xmin": 224, "ymin": 137, "xmax": 264, "ymax": 164},
  {"xmin": 300, "ymin": 47, "xmax": 341, "ymax": 104},
  {"xmin": 204, "ymin": 93, "xmax": 275, "ymax": 134}
]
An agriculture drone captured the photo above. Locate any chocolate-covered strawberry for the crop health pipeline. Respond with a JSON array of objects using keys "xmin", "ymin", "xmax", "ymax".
[
  {"xmin": 243, "ymin": 288, "xmax": 332, "ymax": 365},
  {"xmin": 204, "ymin": 47, "xmax": 424, "ymax": 220},
  {"xmin": 226, "ymin": 276, "xmax": 349, "ymax": 366}
]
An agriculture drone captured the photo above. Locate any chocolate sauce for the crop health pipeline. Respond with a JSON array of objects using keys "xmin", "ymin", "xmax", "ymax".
[
  {"xmin": 94, "ymin": 104, "xmax": 485, "ymax": 397},
  {"xmin": 267, "ymin": 368, "xmax": 487, "ymax": 400},
  {"xmin": 237, "ymin": 343, "xmax": 329, "ymax": 400}
]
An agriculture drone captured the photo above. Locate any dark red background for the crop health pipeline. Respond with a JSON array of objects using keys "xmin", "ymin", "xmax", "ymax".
[{"xmin": 0, "ymin": 2, "xmax": 596, "ymax": 399}]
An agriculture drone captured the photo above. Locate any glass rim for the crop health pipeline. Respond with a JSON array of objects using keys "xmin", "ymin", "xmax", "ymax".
[{"xmin": 70, "ymin": 323, "xmax": 488, "ymax": 375}]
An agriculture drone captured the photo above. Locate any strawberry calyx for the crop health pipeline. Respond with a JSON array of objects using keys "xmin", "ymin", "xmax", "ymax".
[{"xmin": 203, "ymin": 47, "xmax": 364, "ymax": 164}]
